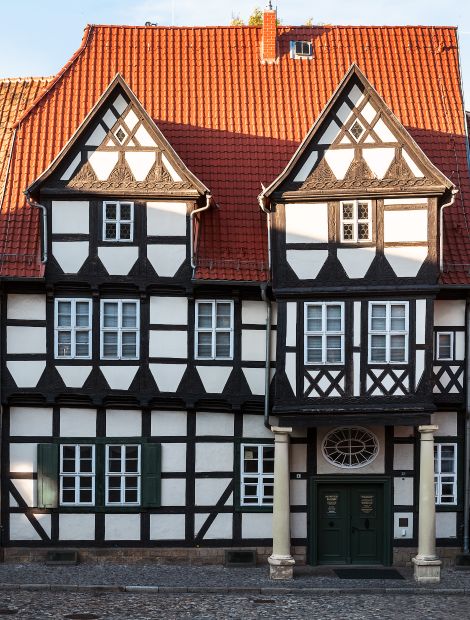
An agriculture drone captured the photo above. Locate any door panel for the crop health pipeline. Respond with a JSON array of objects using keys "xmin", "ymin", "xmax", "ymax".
[{"xmin": 316, "ymin": 483, "xmax": 384, "ymax": 565}]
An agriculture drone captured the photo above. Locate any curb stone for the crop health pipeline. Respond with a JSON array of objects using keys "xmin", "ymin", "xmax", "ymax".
[{"xmin": 0, "ymin": 583, "xmax": 468, "ymax": 595}]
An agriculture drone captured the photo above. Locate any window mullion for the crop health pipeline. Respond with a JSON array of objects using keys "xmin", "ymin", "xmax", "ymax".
[{"xmin": 212, "ymin": 302, "xmax": 216, "ymax": 359}]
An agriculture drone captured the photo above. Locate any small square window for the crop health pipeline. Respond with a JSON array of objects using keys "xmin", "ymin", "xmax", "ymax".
[
  {"xmin": 350, "ymin": 120, "xmax": 365, "ymax": 141},
  {"xmin": 103, "ymin": 201, "xmax": 134, "ymax": 242},
  {"xmin": 436, "ymin": 332, "xmax": 454, "ymax": 361},
  {"xmin": 340, "ymin": 200, "xmax": 372, "ymax": 243},
  {"xmin": 294, "ymin": 41, "xmax": 312, "ymax": 57},
  {"xmin": 114, "ymin": 126, "xmax": 128, "ymax": 144}
]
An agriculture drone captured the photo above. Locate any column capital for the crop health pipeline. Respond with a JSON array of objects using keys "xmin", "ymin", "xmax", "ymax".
[
  {"xmin": 271, "ymin": 426, "xmax": 292, "ymax": 435},
  {"xmin": 418, "ymin": 425, "xmax": 439, "ymax": 436}
]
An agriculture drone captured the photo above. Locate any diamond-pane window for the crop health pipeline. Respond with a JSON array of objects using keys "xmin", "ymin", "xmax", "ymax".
[
  {"xmin": 114, "ymin": 126, "xmax": 127, "ymax": 144},
  {"xmin": 103, "ymin": 201, "xmax": 134, "ymax": 242},
  {"xmin": 350, "ymin": 120, "xmax": 365, "ymax": 141},
  {"xmin": 340, "ymin": 200, "xmax": 372, "ymax": 243}
]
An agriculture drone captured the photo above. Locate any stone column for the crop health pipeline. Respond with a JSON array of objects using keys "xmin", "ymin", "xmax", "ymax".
[
  {"xmin": 268, "ymin": 426, "xmax": 295, "ymax": 580},
  {"xmin": 413, "ymin": 424, "xmax": 441, "ymax": 583}
]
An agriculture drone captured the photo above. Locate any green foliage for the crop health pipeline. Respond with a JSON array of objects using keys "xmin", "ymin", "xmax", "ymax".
[
  {"xmin": 248, "ymin": 7, "xmax": 263, "ymax": 26},
  {"xmin": 230, "ymin": 15, "xmax": 245, "ymax": 26}
]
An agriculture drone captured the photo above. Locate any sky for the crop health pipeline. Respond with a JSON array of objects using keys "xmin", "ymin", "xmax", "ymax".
[{"xmin": 1, "ymin": 0, "xmax": 470, "ymax": 105}]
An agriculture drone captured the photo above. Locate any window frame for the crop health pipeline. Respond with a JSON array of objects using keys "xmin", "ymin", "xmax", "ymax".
[
  {"xmin": 240, "ymin": 443, "xmax": 274, "ymax": 508},
  {"xmin": 368, "ymin": 301, "xmax": 409, "ymax": 364},
  {"xmin": 102, "ymin": 200, "xmax": 134, "ymax": 243},
  {"xmin": 436, "ymin": 331, "xmax": 454, "ymax": 361},
  {"xmin": 304, "ymin": 302, "xmax": 345, "ymax": 365},
  {"xmin": 340, "ymin": 199, "xmax": 372, "ymax": 243},
  {"xmin": 59, "ymin": 444, "xmax": 95, "ymax": 507},
  {"xmin": 434, "ymin": 443, "xmax": 457, "ymax": 506},
  {"xmin": 100, "ymin": 299, "xmax": 140, "ymax": 360},
  {"xmin": 105, "ymin": 444, "xmax": 141, "ymax": 507},
  {"xmin": 194, "ymin": 300, "xmax": 234, "ymax": 361},
  {"xmin": 54, "ymin": 298, "xmax": 92, "ymax": 360},
  {"xmin": 294, "ymin": 40, "xmax": 312, "ymax": 57}
]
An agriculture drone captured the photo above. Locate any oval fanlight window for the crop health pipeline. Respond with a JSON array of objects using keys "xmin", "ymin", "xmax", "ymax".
[{"xmin": 322, "ymin": 427, "xmax": 379, "ymax": 469}]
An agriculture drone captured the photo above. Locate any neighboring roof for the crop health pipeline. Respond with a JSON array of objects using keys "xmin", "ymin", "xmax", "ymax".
[
  {"xmin": 0, "ymin": 76, "xmax": 52, "ymax": 277},
  {"xmin": 0, "ymin": 25, "xmax": 469, "ymax": 282}
]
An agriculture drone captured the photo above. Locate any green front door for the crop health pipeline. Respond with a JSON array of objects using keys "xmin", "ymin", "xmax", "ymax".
[{"xmin": 316, "ymin": 483, "xmax": 384, "ymax": 565}]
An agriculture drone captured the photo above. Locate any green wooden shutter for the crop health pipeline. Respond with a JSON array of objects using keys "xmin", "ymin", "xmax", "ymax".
[
  {"xmin": 141, "ymin": 443, "xmax": 161, "ymax": 507},
  {"xmin": 37, "ymin": 443, "xmax": 59, "ymax": 509}
]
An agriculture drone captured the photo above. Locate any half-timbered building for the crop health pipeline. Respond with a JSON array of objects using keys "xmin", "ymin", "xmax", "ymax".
[{"xmin": 0, "ymin": 11, "xmax": 469, "ymax": 581}]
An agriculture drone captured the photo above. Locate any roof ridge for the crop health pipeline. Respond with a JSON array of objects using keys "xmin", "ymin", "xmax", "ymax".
[
  {"xmin": 81, "ymin": 23, "xmax": 458, "ymax": 30},
  {"xmin": 12, "ymin": 25, "xmax": 94, "ymax": 129},
  {"xmin": 0, "ymin": 76, "xmax": 53, "ymax": 83}
]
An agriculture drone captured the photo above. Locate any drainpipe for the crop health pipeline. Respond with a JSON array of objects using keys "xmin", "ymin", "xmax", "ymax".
[
  {"xmin": 439, "ymin": 189, "xmax": 459, "ymax": 273},
  {"xmin": 25, "ymin": 192, "xmax": 48, "ymax": 264},
  {"xmin": 464, "ymin": 299, "xmax": 470, "ymax": 553},
  {"xmin": 258, "ymin": 188, "xmax": 272, "ymax": 271},
  {"xmin": 261, "ymin": 283, "xmax": 272, "ymax": 429},
  {"xmin": 190, "ymin": 193, "xmax": 212, "ymax": 270}
]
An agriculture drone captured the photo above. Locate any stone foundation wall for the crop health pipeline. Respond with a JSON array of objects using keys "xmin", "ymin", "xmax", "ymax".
[{"xmin": 393, "ymin": 547, "xmax": 461, "ymax": 567}]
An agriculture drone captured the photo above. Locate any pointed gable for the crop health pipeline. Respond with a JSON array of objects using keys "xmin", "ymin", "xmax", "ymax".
[
  {"xmin": 28, "ymin": 75, "xmax": 208, "ymax": 197},
  {"xmin": 264, "ymin": 65, "xmax": 453, "ymax": 200}
]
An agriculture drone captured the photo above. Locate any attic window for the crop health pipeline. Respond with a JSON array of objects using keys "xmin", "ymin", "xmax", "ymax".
[
  {"xmin": 295, "ymin": 41, "xmax": 312, "ymax": 56},
  {"xmin": 350, "ymin": 120, "xmax": 365, "ymax": 141},
  {"xmin": 115, "ymin": 126, "xmax": 128, "ymax": 144}
]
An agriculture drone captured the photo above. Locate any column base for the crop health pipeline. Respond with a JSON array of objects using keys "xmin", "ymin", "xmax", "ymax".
[
  {"xmin": 412, "ymin": 557, "xmax": 442, "ymax": 583},
  {"xmin": 268, "ymin": 554, "xmax": 295, "ymax": 580}
]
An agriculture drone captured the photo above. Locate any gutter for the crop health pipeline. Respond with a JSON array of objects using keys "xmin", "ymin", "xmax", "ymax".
[
  {"xmin": 464, "ymin": 299, "xmax": 470, "ymax": 553},
  {"xmin": 261, "ymin": 283, "xmax": 272, "ymax": 429},
  {"xmin": 25, "ymin": 193, "xmax": 48, "ymax": 264},
  {"xmin": 439, "ymin": 189, "xmax": 459, "ymax": 273},
  {"xmin": 190, "ymin": 193, "xmax": 212, "ymax": 271}
]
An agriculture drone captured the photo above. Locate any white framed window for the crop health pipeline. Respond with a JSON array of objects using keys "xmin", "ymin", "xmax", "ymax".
[
  {"xmin": 240, "ymin": 444, "xmax": 274, "ymax": 507},
  {"xmin": 100, "ymin": 300, "xmax": 139, "ymax": 360},
  {"xmin": 54, "ymin": 299, "xmax": 92, "ymax": 359},
  {"xmin": 60, "ymin": 444, "xmax": 95, "ymax": 506},
  {"xmin": 434, "ymin": 443, "xmax": 457, "ymax": 505},
  {"xmin": 340, "ymin": 200, "xmax": 372, "ymax": 242},
  {"xmin": 105, "ymin": 444, "xmax": 141, "ymax": 506},
  {"xmin": 368, "ymin": 301, "xmax": 408, "ymax": 363},
  {"xmin": 304, "ymin": 302, "xmax": 344, "ymax": 364},
  {"xmin": 436, "ymin": 331, "xmax": 454, "ymax": 361},
  {"xmin": 195, "ymin": 300, "xmax": 234, "ymax": 360},
  {"xmin": 103, "ymin": 201, "xmax": 134, "ymax": 242}
]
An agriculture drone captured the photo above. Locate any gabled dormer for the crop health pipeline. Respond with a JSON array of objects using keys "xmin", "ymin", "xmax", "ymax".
[
  {"xmin": 26, "ymin": 75, "xmax": 209, "ymax": 282},
  {"xmin": 261, "ymin": 64, "xmax": 454, "ymax": 287}
]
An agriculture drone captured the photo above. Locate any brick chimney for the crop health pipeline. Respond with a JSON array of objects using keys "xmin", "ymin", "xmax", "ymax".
[{"xmin": 262, "ymin": 3, "xmax": 277, "ymax": 63}]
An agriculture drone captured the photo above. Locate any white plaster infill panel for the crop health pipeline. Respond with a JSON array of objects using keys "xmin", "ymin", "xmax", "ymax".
[
  {"xmin": 293, "ymin": 150, "xmax": 318, "ymax": 182},
  {"xmin": 10, "ymin": 513, "xmax": 50, "ymax": 541},
  {"xmin": 56, "ymin": 366, "xmax": 92, "ymax": 389},
  {"xmin": 7, "ymin": 294, "xmax": 46, "ymax": 321},
  {"xmin": 88, "ymin": 151, "xmax": 119, "ymax": 180},
  {"xmin": 52, "ymin": 200, "xmax": 89, "ymax": 234},
  {"xmin": 59, "ymin": 514, "xmax": 95, "ymax": 540},
  {"xmin": 196, "ymin": 366, "xmax": 232, "ymax": 393},
  {"xmin": 151, "ymin": 410, "xmax": 187, "ymax": 436},
  {"xmin": 86, "ymin": 124, "xmax": 107, "ymax": 146},
  {"xmin": 161, "ymin": 479, "xmax": 186, "ymax": 506},
  {"xmin": 147, "ymin": 244, "xmax": 186, "ymax": 277},
  {"xmin": 241, "ymin": 329, "xmax": 265, "ymax": 362},
  {"xmin": 415, "ymin": 299, "xmax": 427, "ymax": 344},
  {"xmin": 384, "ymin": 210, "xmax": 427, "ymax": 243},
  {"xmin": 124, "ymin": 151, "xmax": 156, "ymax": 181},
  {"xmin": 337, "ymin": 247, "xmax": 375, "ymax": 279},
  {"xmin": 195, "ymin": 478, "xmax": 233, "ymax": 506},
  {"xmin": 242, "ymin": 367, "xmax": 265, "ymax": 396},
  {"xmin": 161, "ymin": 443, "xmax": 186, "ymax": 472},
  {"xmin": 10, "ymin": 407, "xmax": 53, "ymax": 437},
  {"xmin": 100, "ymin": 366, "xmax": 138, "ymax": 390},
  {"xmin": 60, "ymin": 153, "xmax": 81, "ymax": 181},
  {"xmin": 196, "ymin": 411, "xmax": 234, "ymax": 436},
  {"xmin": 150, "ymin": 514, "xmax": 185, "ymax": 540},
  {"xmin": 195, "ymin": 443, "xmax": 233, "ymax": 472},
  {"xmin": 402, "ymin": 150, "xmax": 424, "ymax": 177},
  {"xmin": 434, "ymin": 300, "xmax": 466, "ymax": 327},
  {"xmin": 195, "ymin": 512, "xmax": 232, "ymax": 539},
  {"xmin": 135, "ymin": 125, "xmax": 157, "ymax": 147},
  {"xmin": 415, "ymin": 350, "xmax": 425, "ymax": 389},
  {"xmin": 285, "ymin": 352, "xmax": 296, "ymax": 396},
  {"xmin": 98, "ymin": 246, "xmax": 138, "ymax": 276},
  {"xmin": 106, "ymin": 409, "xmax": 142, "ymax": 436},
  {"xmin": 149, "ymin": 330, "xmax": 187, "ymax": 358},
  {"xmin": 243, "ymin": 414, "xmax": 273, "ymax": 439},
  {"xmin": 325, "ymin": 149, "xmax": 354, "ymax": 180},
  {"xmin": 286, "ymin": 302, "xmax": 297, "ymax": 347},
  {"xmin": 105, "ymin": 514, "xmax": 140, "ymax": 540},
  {"xmin": 162, "ymin": 153, "xmax": 182, "ymax": 181},
  {"xmin": 286, "ymin": 249, "xmax": 328, "ymax": 280},
  {"xmin": 362, "ymin": 148, "xmax": 395, "ymax": 179},
  {"xmin": 7, "ymin": 326, "xmax": 46, "ymax": 354},
  {"xmin": 436, "ymin": 512, "xmax": 457, "ymax": 538},
  {"xmin": 7, "ymin": 361, "xmax": 46, "ymax": 388},
  {"xmin": 285, "ymin": 203, "xmax": 328, "ymax": 244},
  {"xmin": 242, "ymin": 300, "xmax": 266, "ymax": 325},
  {"xmin": 150, "ymin": 296, "xmax": 188, "ymax": 324},
  {"xmin": 52, "ymin": 241, "xmax": 89, "ymax": 274},
  {"xmin": 60, "ymin": 408, "xmax": 97, "ymax": 437},
  {"xmin": 242, "ymin": 512, "xmax": 272, "ymax": 539},
  {"xmin": 150, "ymin": 363, "xmax": 186, "ymax": 392},
  {"xmin": 393, "ymin": 444, "xmax": 414, "ymax": 470},
  {"xmin": 10, "ymin": 443, "xmax": 37, "ymax": 473},
  {"xmin": 431, "ymin": 412, "xmax": 457, "ymax": 436},
  {"xmin": 147, "ymin": 201, "xmax": 187, "ymax": 236},
  {"xmin": 384, "ymin": 246, "xmax": 427, "ymax": 277},
  {"xmin": 11, "ymin": 479, "xmax": 35, "ymax": 507}
]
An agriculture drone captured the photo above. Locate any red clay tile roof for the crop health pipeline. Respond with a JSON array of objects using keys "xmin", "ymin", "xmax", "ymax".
[
  {"xmin": 1, "ymin": 25, "xmax": 469, "ymax": 282},
  {"xmin": 0, "ymin": 76, "xmax": 52, "ymax": 277}
]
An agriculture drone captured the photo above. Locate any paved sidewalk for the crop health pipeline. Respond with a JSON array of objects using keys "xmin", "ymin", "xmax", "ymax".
[{"xmin": 1, "ymin": 563, "xmax": 470, "ymax": 594}]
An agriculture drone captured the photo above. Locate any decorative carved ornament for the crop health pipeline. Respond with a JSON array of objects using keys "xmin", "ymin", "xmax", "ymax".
[
  {"xmin": 67, "ymin": 153, "xmax": 194, "ymax": 191},
  {"xmin": 297, "ymin": 152, "xmax": 431, "ymax": 192}
]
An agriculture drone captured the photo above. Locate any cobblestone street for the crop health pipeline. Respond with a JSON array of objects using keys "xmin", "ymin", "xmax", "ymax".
[{"xmin": 0, "ymin": 590, "xmax": 469, "ymax": 619}]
